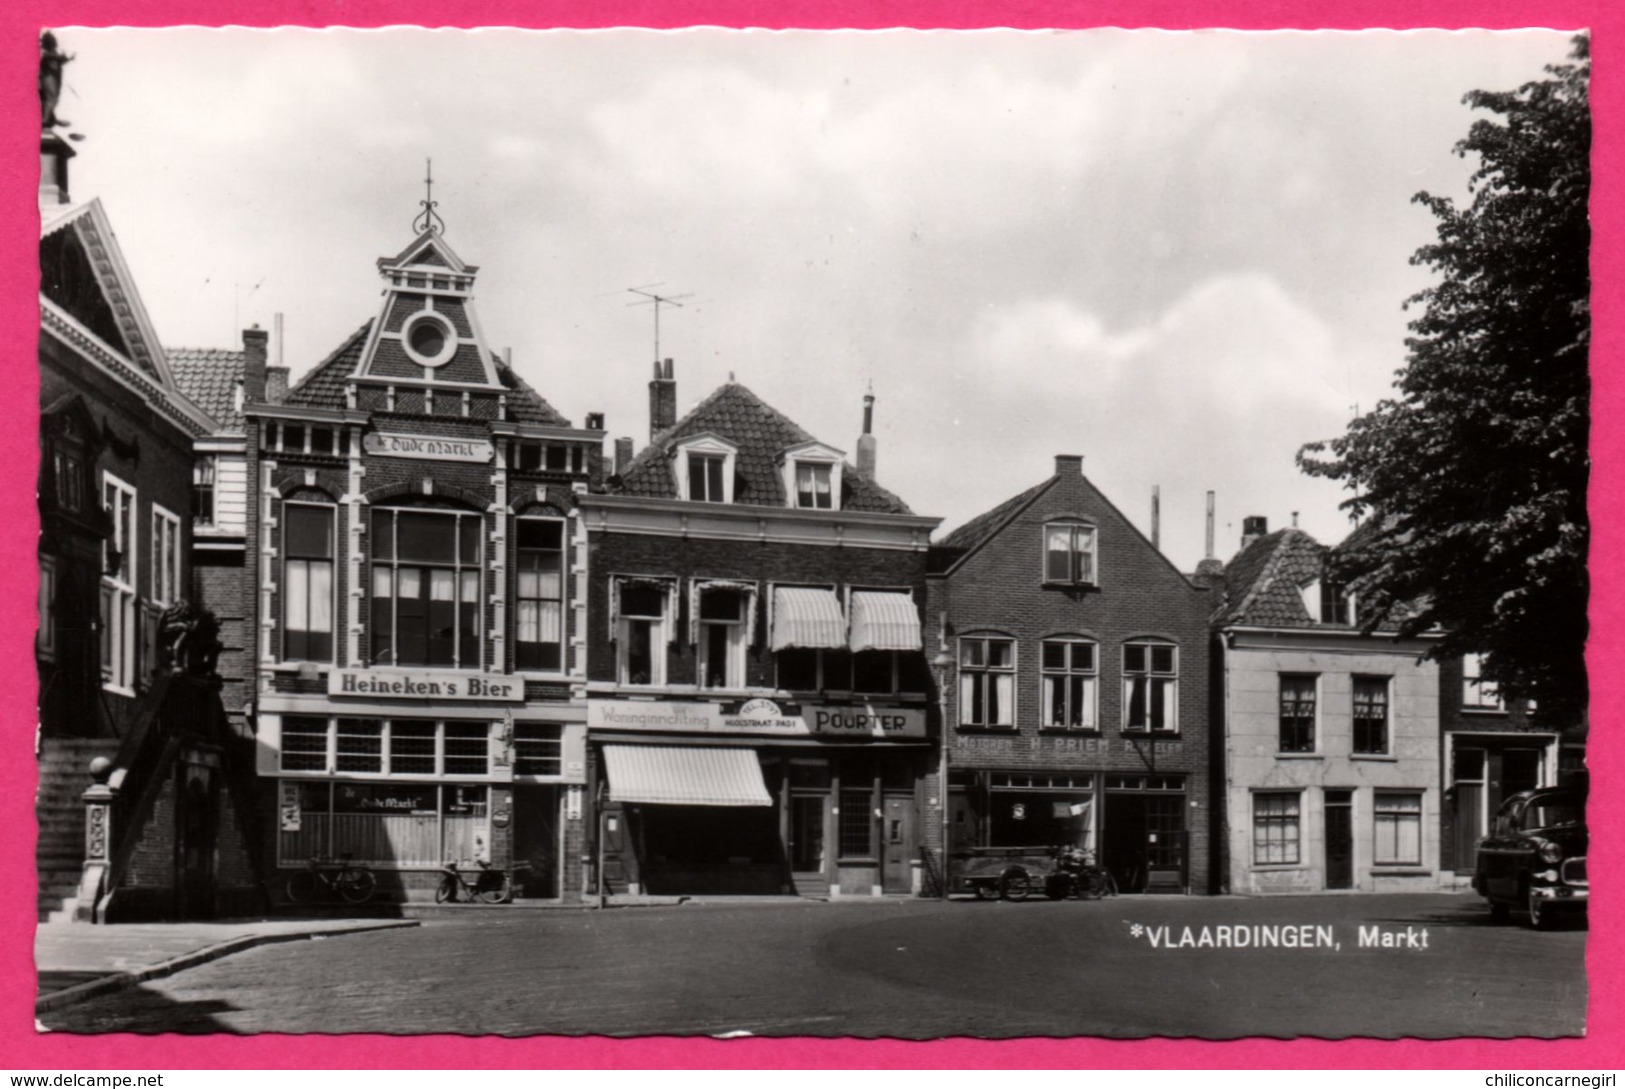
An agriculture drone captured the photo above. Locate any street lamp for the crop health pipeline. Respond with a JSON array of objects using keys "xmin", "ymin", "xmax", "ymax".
[{"xmin": 932, "ymin": 641, "xmax": 955, "ymax": 901}]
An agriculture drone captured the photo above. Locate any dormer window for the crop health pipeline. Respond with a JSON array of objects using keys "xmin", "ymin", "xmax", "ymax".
[
  {"xmin": 777, "ymin": 441, "xmax": 844, "ymax": 511},
  {"xmin": 1044, "ymin": 522, "xmax": 1097, "ymax": 585},
  {"xmin": 672, "ymin": 434, "xmax": 739, "ymax": 504},
  {"xmin": 1300, "ymin": 579, "xmax": 1356, "ymax": 625}
]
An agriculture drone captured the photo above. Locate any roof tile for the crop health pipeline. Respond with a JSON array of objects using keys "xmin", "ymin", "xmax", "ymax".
[{"xmin": 167, "ymin": 346, "xmax": 246, "ymax": 432}]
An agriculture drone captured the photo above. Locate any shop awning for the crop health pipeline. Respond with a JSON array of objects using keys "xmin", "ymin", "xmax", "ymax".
[
  {"xmin": 849, "ymin": 591, "xmax": 923, "ymax": 652},
  {"xmin": 602, "ymin": 744, "xmax": 773, "ymax": 807},
  {"xmin": 770, "ymin": 586, "xmax": 846, "ymax": 650}
]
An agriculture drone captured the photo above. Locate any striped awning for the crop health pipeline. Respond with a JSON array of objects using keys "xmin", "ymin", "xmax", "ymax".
[
  {"xmin": 849, "ymin": 591, "xmax": 923, "ymax": 652},
  {"xmin": 770, "ymin": 586, "xmax": 846, "ymax": 650},
  {"xmin": 601, "ymin": 744, "xmax": 772, "ymax": 807}
]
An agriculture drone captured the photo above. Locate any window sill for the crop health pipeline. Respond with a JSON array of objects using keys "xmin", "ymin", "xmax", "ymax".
[
  {"xmin": 1041, "ymin": 581, "xmax": 1098, "ymax": 591},
  {"xmin": 1370, "ymin": 867, "xmax": 1430, "ymax": 876},
  {"xmin": 837, "ymin": 857, "xmax": 879, "ymax": 866},
  {"xmin": 1121, "ymin": 731, "xmax": 1182, "ymax": 740},
  {"xmin": 102, "ymin": 684, "xmax": 136, "ymax": 699},
  {"xmin": 1275, "ymin": 753, "xmax": 1323, "ymax": 760},
  {"xmin": 1350, "ymin": 754, "xmax": 1398, "ymax": 762},
  {"xmin": 956, "ymin": 725, "xmax": 1019, "ymax": 734},
  {"xmin": 1036, "ymin": 728, "xmax": 1103, "ymax": 735},
  {"xmin": 1460, "ymin": 707, "xmax": 1508, "ymax": 716},
  {"xmin": 1249, "ymin": 863, "xmax": 1306, "ymax": 872}
]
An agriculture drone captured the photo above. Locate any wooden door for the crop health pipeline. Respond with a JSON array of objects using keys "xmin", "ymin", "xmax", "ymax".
[
  {"xmin": 1452, "ymin": 747, "xmax": 1487, "ymax": 873},
  {"xmin": 881, "ymin": 793, "xmax": 915, "ymax": 894},
  {"xmin": 1324, "ymin": 789, "xmax": 1354, "ymax": 889}
]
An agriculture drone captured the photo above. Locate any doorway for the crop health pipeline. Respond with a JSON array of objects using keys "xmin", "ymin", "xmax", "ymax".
[
  {"xmin": 789, "ymin": 794, "xmax": 828, "ymax": 895},
  {"xmin": 881, "ymin": 793, "xmax": 915, "ymax": 894},
  {"xmin": 1324, "ymin": 789, "xmax": 1354, "ymax": 889},
  {"xmin": 175, "ymin": 762, "xmax": 218, "ymax": 920},
  {"xmin": 512, "ymin": 784, "xmax": 559, "ymax": 898}
]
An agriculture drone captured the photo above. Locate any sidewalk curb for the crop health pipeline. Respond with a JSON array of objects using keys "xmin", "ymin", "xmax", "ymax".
[{"xmin": 35, "ymin": 920, "xmax": 421, "ymax": 1016}]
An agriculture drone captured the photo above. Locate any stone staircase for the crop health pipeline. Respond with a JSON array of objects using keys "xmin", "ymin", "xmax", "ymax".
[{"xmin": 36, "ymin": 738, "xmax": 118, "ymax": 922}]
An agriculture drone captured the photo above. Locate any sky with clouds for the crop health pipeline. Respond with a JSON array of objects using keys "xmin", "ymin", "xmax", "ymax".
[{"xmin": 55, "ymin": 27, "xmax": 1576, "ymax": 570}]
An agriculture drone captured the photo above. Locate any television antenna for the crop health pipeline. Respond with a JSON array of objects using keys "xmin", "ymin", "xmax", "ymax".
[{"xmin": 627, "ymin": 284, "xmax": 693, "ymax": 362}]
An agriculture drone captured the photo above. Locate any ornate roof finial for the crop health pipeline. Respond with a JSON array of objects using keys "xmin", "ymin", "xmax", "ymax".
[{"xmin": 413, "ymin": 158, "xmax": 445, "ymax": 236}]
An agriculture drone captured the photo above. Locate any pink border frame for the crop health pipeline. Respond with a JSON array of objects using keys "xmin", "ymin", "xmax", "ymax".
[{"xmin": 4, "ymin": 1, "xmax": 1616, "ymax": 1069}]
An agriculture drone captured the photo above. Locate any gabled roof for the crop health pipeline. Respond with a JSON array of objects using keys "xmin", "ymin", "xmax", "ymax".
[
  {"xmin": 168, "ymin": 347, "xmax": 246, "ymax": 432},
  {"xmin": 1216, "ymin": 528, "xmax": 1325, "ymax": 628},
  {"xmin": 615, "ymin": 382, "xmax": 912, "ymax": 514},
  {"xmin": 936, "ymin": 478, "xmax": 1056, "ymax": 554},
  {"xmin": 281, "ymin": 319, "xmax": 570, "ymax": 426}
]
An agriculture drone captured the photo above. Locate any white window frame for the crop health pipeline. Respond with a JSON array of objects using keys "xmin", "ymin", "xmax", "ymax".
[
  {"xmin": 1300, "ymin": 578, "xmax": 1357, "ymax": 625},
  {"xmin": 151, "ymin": 503, "xmax": 182, "ymax": 607},
  {"xmin": 696, "ymin": 586, "xmax": 749, "ymax": 690},
  {"xmin": 1252, "ymin": 790, "xmax": 1302, "ymax": 866},
  {"xmin": 284, "ymin": 501, "xmax": 338, "ymax": 664},
  {"xmin": 1373, "ymin": 791, "xmax": 1424, "ymax": 867},
  {"xmin": 100, "ymin": 473, "xmax": 138, "ymax": 694},
  {"xmin": 1352, "ymin": 675, "xmax": 1391, "ymax": 756},
  {"xmin": 958, "ymin": 635, "xmax": 1016, "ymax": 728},
  {"xmin": 1277, "ymin": 672, "xmax": 1318, "ymax": 754},
  {"xmin": 672, "ymin": 434, "xmax": 739, "ymax": 504},
  {"xmin": 193, "ymin": 456, "xmax": 217, "ymax": 528},
  {"xmin": 1462, "ymin": 653, "xmax": 1503, "ymax": 711},
  {"xmin": 1122, "ymin": 640, "xmax": 1178, "ymax": 734},
  {"xmin": 1043, "ymin": 521, "xmax": 1098, "ymax": 586},
  {"xmin": 37, "ymin": 555, "xmax": 57, "ymax": 662},
  {"xmin": 1040, "ymin": 637, "xmax": 1098, "ymax": 730},
  {"xmin": 778, "ymin": 441, "xmax": 845, "ymax": 511},
  {"xmin": 514, "ymin": 514, "xmax": 568, "ymax": 675},
  {"xmin": 615, "ymin": 578, "xmax": 673, "ymax": 687}
]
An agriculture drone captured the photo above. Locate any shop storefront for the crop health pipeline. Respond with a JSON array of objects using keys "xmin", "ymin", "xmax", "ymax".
[
  {"xmin": 258, "ymin": 666, "xmax": 587, "ymax": 900},
  {"xmin": 950, "ymin": 770, "xmax": 1188, "ymax": 893},
  {"xmin": 588, "ymin": 697, "xmax": 930, "ymax": 898}
]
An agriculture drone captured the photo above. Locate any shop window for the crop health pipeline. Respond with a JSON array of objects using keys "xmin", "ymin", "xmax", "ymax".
[
  {"xmin": 192, "ymin": 457, "xmax": 216, "ymax": 527},
  {"xmin": 1352, "ymin": 676, "xmax": 1390, "ymax": 755},
  {"xmin": 697, "ymin": 587, "xmax": 748, "ymax": 689},
  {"xmin": 1123, "ymin": 642, "xmax": 1177, "ymax": 733},
  {"xmin": 1041, "ymin": 639, "xmax": 1097, "ymax": 729},
  {"xmin": 389, "ymin": 721, "xmax": 437, "ymax": 774},
  {"xmin": 336, "ymin": 719, "xmax": 383, "ymax": 773},
  {"xmin": 1278, "ymin": 673, "xmax": 1317, "ymax": 753},
  {"xmin": 1462, "ymin": 653, "xmax": 1502, "ymax": 710},
  {"xmin": 513, "ymin": 724, "xmax": 562, "ymax": 776},
  {"xmin": 1044, "ymin": 521, "xmax": 1097, "ymax": 585},
  {"xmin": 515, "ymin": 517, "xmax": 565, "ymax": 672},
  {"xmin": 281, "ymin": 716, "xmax": 331, "ymax": 772},
  {"xmin": 839, "ymin": 789, "xmax": 874, "ymax": 858},
  {"xmin": 1253, "ymin": 791, "xmax": 1301, "ymax": 865},
  {"xmin": 370, "ymin": 507, "xmax": 484, "ymax": 668},
  {"xmin": 1374, "ymin": 792, "xmax": 1423, "ymax": 866},
  {"xmin": 959, "ymin": 637, "xmax": 1015, "ymax": 728},
  {"xmin": 284, "ymin": 503, "xmax": 335, "ymax": 662},
  {"xmin": 615, "ymin": 580, "xmax": 672, "ymax": 686},
  {"xmin": 37, "ymin": 556, "xmax": 57, "ymax": 662},
  {"xmin": 280, "ymin": 782, "xmax": 490, "ymax": 869},
  {"xmin": 443, "ymin": 722, "xmax": 490, "ymax": 775},
  {"xmin": 100, "ymin": 473, "xmax": 138, "ymax": 693}
]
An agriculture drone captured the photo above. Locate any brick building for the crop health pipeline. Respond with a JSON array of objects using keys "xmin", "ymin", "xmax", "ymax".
[
  {"xmin": 925, "ymin": 455, "xmax": 1217, "ymax": 894},
  {"xmin": 1213, "ymin": 517, "xmax": 1444, "ymax": 895},
  {"xmin": 38, "ymin": 105, "xmax": 261, "ymax": 921},
  {"xmin": 579, "ymin": 372, "xmax": 941, "ymax": 897},
  {"xmin": 233, "ymin": 219, "xmax": 605, "ymax": 902}
]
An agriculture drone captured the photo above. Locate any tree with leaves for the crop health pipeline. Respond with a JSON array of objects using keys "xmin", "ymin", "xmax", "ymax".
[{"xmin": 1298, "ymin": 36, "xmax": 1589, "ymax": 726}]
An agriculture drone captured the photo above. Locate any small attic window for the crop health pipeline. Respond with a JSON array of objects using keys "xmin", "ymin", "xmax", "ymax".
[
  {"xmin": 777, "ymin": 441, "xmax": 845, "ymax": 512},
  {"xmin": 672, "ymin": 434, "xmax": 739, "ymax": 504},
  {"xmin": 1301, "ymin": 579, "xmax": 1356, "ymax": 625}
]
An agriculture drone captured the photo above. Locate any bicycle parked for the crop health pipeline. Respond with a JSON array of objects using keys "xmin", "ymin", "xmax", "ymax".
[
  {"xmin": 1043, "ymin": 845, "xmax": 1118, "ymax": 900},
  {"xmin": 285, "ymin": 854, "xmax": 377, "ymax": 905},
  {"xmin": 434, "ymin": 859, "xmax": 530, "ymax": 904}
]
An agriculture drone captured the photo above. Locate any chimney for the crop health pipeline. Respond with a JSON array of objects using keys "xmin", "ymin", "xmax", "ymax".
[
  {"xmin": 1054, "ymin": 454, "xmax": 1084, "ymax": 477},
  {"xmin": 243, "ymin": 325, "xmax": 269, "ymax": 404},
  {"xmin": 856, "ymin": 387, "xmax": 877, "ymax": 478},
  {"xmin": 263, "ymin": 313, "xmax": 289, "ymax": 404},
  {"xmin": 1240, "ymin": 514, "xmax": 1269, "ymax": 551},
  {"xmin": 649, "ymin": 358, "xmax": 677, "ymax": 440},
  {"xmin": 585, "ymin": 412, "xmax": 605, "ymax": 432},
  {"xmin": 614, "ymin": 437, "xmax": 635, "ymax": 475},
  {"xmin": 1205, "ymin": 491, "xmax": 1216, "ymax": 559},
  {"xmin": 1151, "ymin": 485, "xmax": 1161, "ymax": 550}
]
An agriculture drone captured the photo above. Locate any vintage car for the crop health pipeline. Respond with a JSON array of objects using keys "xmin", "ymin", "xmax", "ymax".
[{"xmin": 1472, "ymin": 786, "xmax": 1587, "ymax": 928}]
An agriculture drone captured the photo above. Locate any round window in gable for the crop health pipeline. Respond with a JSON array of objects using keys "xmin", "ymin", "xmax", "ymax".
[{"xmin": 402, "ymin": 311, "xmax": 457, "ymax": 368}]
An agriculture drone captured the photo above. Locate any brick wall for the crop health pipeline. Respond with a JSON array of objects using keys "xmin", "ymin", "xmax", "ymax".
[{"xmin": 927, "ymin": 468, "xmax": 1217, "ymax": 891}]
